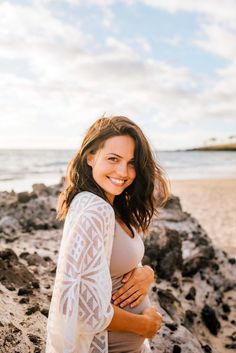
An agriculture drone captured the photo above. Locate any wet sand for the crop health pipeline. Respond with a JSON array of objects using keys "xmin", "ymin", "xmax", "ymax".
[{"xmin": 170, "ymin": 178, "xmax": 236, "ymax": 258}]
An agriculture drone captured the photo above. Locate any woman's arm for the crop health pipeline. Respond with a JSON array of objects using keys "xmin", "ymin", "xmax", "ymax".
[
  {"xmin": 46, "ymin": 193, "xmax": 116, "ymax": 352},
  {"xmin": 106, "ymin": 304, "xmax": 162, "ymax": 339}
]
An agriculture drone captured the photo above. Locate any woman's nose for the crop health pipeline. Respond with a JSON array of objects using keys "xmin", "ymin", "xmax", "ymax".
[{"xmin": 116, "ymin": 162, "xmax": 128, "ymax": 177}]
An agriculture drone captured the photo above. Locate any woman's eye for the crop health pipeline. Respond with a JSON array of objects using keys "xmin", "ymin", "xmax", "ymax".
[{"xmin": 108, "ymin": 157, "xmax": 118, "ymax": 162}]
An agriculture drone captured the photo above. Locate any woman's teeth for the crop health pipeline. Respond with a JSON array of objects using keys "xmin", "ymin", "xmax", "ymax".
[{"xmin": 109, "ymin": 177, "xmax": 125, "ymax": 186}]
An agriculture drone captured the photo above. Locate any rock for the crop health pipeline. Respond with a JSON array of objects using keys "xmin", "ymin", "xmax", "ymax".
[
  {"xmin": 27, "ymin": 333, "xmax": 41, "ymax": 345},
  {"xmin": 225, "ymin": 343, "xmax": 236, "ymax": 349},
  {"xmin": 229, "ymin": 331, "xmax": 236, "ymax": 341},
  {"xmin": 32, "ymin": 183, "xmax": 49, "ymax": 195},
  {"xmin": 17, "ymin": 192, "xmax": 31, "ymax": 203},
  {"xmin": 19, "ymin": 297, "xmax": 29, "ymax": 304},
  {"xmin": 165, "ymin": 322, "xmax": 178, "ymax": 331},
  {"xmin": 157, "ymin": 289, "xmax": 184, "ymax": 324},
  {"xmin": 20, "ymin": 252, "xmax": 48, "ymax": 267},
  {"xmin": 25, "ymin": 304, "xmax": 40, "ymax": 315},
  {"xmin": 145, "ymin": 228, "xmax": 183, "ymax": 280},
  {"xmin": 17, "ymin": 287, "xmax": 34, "ymax": 296},
  {"xmin": 40, "ymin": 308, "xmax": 49, "ymax": 318},
  {"xmin": 0, "ymin": 216, "xmax": 20, "ymax": 235},
  {"xmin": 0, "ymin": 185, "xmax": 235, "ymax": 353},
  {"xmin": 163, "ymin": 195, "xmax": 183, "ymax": 211},
  {"xmin": 222, "ymin": 303, "xmax": 231, "ymax": 314},
  {"xmin": 201, "ymin": 344, "xmax": 212, "ymax": 353},
  {"xmin": 183, "ymin": 309, "xmax": 196, "ymax": 329},
  {"xmin": 0, "ymin": 248, "xmax": 38, "ymax": 290},
  {"xmin": 152, "ymin": 323, "xmax": 205, "ymax": 353},
  {"xmin": 182, "ymin": 246, "xmax": 215, "ymax": 277},
  {"xmin": 173, "ymin": 345, "xmax": 181, "ymax": 353},
  {"xmin": 201, "ymin": 304, "xmax": 221, "ymax": 335},
  {"xmin": 185, "ymin": 286, "xmax": 196, "ymax": 300}
]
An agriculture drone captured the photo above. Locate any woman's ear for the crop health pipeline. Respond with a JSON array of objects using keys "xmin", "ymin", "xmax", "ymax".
[{"xmin": 86, "ymin": 153, "xmax": 94, "ymax": 167}]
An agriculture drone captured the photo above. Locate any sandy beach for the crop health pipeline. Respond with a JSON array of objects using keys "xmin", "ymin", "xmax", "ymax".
[{"xmin": 170, "ymin": 178, "xmax": 236, "ymax": 258}]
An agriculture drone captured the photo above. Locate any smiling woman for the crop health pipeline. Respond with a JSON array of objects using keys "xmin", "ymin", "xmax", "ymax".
[
  {"xmin": 86, "ymin": 135, "xmax": 136, "ymax": 204},
  {"xmin": 46, "ymin": 116, "xmax": 169, "ymax": 353}
]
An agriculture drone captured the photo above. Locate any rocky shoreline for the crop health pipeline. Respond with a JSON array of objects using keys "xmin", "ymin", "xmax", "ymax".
[{"xmin": 0, "ymin": 181, "xmax": 235, "ymax": 353}]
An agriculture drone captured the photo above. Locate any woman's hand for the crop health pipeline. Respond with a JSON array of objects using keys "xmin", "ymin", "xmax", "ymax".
[
  {"xmin": 112, "ymin": 265, "xmax": 155, "ymax": 308},
  {"xmin": 141, "ymin": 307, "xmax": 163, "ymax": 338}
]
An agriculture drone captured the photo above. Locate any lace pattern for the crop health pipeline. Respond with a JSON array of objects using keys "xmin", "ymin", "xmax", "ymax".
[{"xmin": 46, "ymin": 192, "xmax": 115, "ymax": 353}]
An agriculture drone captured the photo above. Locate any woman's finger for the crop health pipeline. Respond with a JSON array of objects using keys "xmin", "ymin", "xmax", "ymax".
[
  {"xmin": 118, "ymin": 292, "xmax": 144, "ymax": 308},
  {"xmin": 121, "ymin": 269, "xmax": 134, "ymax": 283},
  {"xmin": 129, "ymin": 294, "xmax": 145, "ymax": 308},
  {"xmin": 113, "ymin": 284, "xmax": 140, "ymax": 303}
]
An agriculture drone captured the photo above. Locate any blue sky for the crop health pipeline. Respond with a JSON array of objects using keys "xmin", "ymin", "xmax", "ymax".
[{"xmin": 0, "ymin": 0, "xmax": 236, "ymax": 150}]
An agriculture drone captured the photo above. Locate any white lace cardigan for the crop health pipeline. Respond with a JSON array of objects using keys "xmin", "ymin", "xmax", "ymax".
[{"xmin": 45, "ymin": 191, "xmax": 150, "ymax": 353}]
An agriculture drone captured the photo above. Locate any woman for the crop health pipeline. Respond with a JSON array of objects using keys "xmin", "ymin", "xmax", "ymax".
[{"xmin": 46, "ymin": 116, "xmax": 169, "ymax": 353}]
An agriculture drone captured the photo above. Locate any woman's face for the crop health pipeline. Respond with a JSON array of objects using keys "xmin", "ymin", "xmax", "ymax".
[{"xmin": 87, "ymin": 135, "xmax": 136, "ymax": 204}]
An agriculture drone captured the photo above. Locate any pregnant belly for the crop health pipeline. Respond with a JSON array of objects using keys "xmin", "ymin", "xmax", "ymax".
[{"xmin": 108, "ymin": 295, "xmax": 151, "ymax": 353}]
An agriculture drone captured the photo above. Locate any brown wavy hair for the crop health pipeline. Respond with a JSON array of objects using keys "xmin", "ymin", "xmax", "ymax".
[{"xmin": 57, "ymin": 116, "xmax": 169, "ymax": 233}]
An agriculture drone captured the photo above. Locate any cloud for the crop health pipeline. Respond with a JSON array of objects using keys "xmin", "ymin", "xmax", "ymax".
[
  {"xmin": 0, "ymin": 1, "xmax": 236, "ymax": 150},
  {"xmin": 193, "ymin": 23, "xmax": 236, "ymax": 62},
  {"xmin": 57, "ymin": 0, "xmax": 236, "ymax": 26},
  {"xmin": 161, "ymin": 36, "xmax": 183, "ymax": 47},
  {"xmin": 135, "ymin": 37, "xmax": 151, "ymax": 52},
  {"xmin": 137, "ymin": 0, "xmax": 236, "ymax": 28}
]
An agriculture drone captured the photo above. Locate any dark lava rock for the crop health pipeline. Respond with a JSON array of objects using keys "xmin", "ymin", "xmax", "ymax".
[
  {"xmin": 27, "ymin": 333, "xmax": 41, "ymax": 345},
  {"xmin": 221, "ymin": 314, "xmax": 229, "ymax": 320},
  {"xmin": 0, "ymin": 248, "xmax": 18, "ymax": 262},
  {"xmin": 222, "ymin": 303, "xmax": 231, "ymax": 314},
  {"xmin": 229, "ymin": 331, "xmax": 236, "ymax": 341},
  {"xmin": 17, "ymin": 286, "xmax": 33, "ymax": 296},
  {"xmin": 170, "ymin": 276, "xmax": 180, "ymax": 288},
  {"xmin": 156, "ymin": 229, "xmax": 183, "ymax": 280},
  {"xmin": 211, "ymin": 262, "xmax": 219, "ymax": 271},
  {"xmin": 2, "ymin": 323, "xmax": 22, "ymax": 348},
  {"xmin": 201, "ymin": 304, "xmax": 221, "ymax": 335},
  {"xmin": 17, "ymin": 192, "xmax": 31, "ymax": 203},
  {"xmin": 182, "ymin": 246, "xmax": 215, "ymax": 277},
  {"xmin": 201, "ymin": 344, "xmax": 212, "ymax": 353},
  {"xmin": 0, "ymin": 248, "xmax": 38, "ymax": 290},
  {"xmin": 157, "ymin": 289, "xmax": 182, "ymax": 321},
  {"xmin": 19, "ymin": 297, "xmax": 30, "ymax": 304},
  {"xmin": 40, "ymin": 308, "xmax": 49, "ymax": 318},
  {"xmin": 185, "ymin": 286, "xmax": 196, "ymax": 300},
  {"xmin": 164, "ymin": 195, "xmax": 182, "ymax": 211},
  {"xmin": 25, "ymin": 304, "xmax": 40, "ymax": 316},
  {"xmin": 145, "ymin": 228, "xmax": 183, "ymax": 280},
  {"xmin": 173, "ymin": 344, "xmax": 181, "ymax": 353},
  {"xmin": 165, "ymin": 322, "xmax": 178, "ymax": 331},
  {"xmin": 225, "ymin": 343, "xmax": 236, "ymax": 349},
  {"xmin": 184, "ymin": 309, "xmax": 196, "ymax": 329},
  {"xmin": 32, "ymin": 280, "xmax": 40, "ymax": 289}
]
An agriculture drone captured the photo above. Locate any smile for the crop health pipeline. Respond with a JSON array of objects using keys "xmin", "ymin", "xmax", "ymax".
[{"xmin": 108, "ymin": 177, "xmax": 126, "ymax": 186}]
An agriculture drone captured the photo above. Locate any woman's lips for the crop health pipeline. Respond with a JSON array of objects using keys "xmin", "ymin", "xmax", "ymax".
[{"xmin": 108, "ymin": 177, "xmax": 126, "ymax": 186}]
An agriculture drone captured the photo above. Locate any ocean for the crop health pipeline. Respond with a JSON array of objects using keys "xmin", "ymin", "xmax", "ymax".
[{"xmin": 0, "ymin": 149, "xmax": 236, "ymax": 192}]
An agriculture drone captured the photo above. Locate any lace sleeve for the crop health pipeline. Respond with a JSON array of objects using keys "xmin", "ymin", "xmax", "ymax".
[{"xmin": 46, "ymin": 192, "xmax": 115, "ymax": 353}]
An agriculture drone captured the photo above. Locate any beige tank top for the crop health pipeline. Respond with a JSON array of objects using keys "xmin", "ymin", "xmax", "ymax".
[
  {"xmin": 108, "ymin": 221, "xmax": 151, "ymax": 353},
  {"xmin": 110, "ymin": 220, "xmax": 151, "ymax": 314}
]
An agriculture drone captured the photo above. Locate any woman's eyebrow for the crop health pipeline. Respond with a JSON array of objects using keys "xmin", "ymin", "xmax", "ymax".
[{"xmin": 106, "ymin": 153, "xmax": 135, "ymax": 161}]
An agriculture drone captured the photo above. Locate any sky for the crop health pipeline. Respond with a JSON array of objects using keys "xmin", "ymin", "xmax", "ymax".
[{"xmin": 0, "ymin": 0, "xmax": 236, "ymax": 151}]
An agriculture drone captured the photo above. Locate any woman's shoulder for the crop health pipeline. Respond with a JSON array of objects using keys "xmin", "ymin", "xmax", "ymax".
[{"xmin": 71, "ymin": 191, "xmax": 114, "ymax": 215}]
